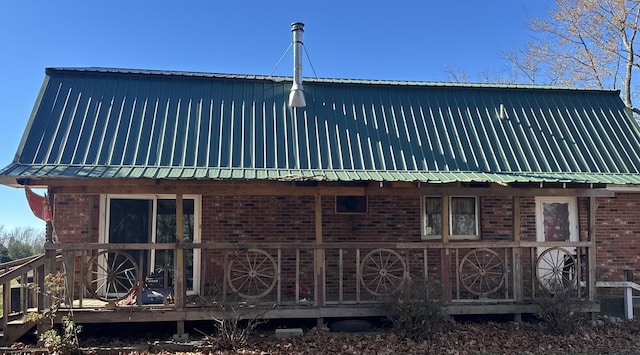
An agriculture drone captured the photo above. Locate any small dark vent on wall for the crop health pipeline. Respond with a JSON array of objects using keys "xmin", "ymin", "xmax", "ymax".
[
  {"xmin": 292, "ymin": 181, "xmax": 318, "ymax": 186},
  {"xmin": 336, "ymin": 196, "xmax": 368, "ymax": 214},
  {"xmin": 462, "ymin": 182, "xmax": 490, "ymax": 188}
]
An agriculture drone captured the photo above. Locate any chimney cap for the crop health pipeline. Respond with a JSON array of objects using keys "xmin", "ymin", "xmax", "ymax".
[{"xmin": 291, "ymin": 22, "xmax": 304, "ymax": 31}]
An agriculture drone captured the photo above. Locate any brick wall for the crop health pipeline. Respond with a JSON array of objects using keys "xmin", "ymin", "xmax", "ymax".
[
  {"xmin": 201, "ymin": 195, "xmax": 316, "ymax": 243},
  {"xmin": 595, "ymin": 193, "xmax": 640, "ymax": 282},
  {"xmin": 52, "ymin": 193, "xmax": 99, "ymax": 243},
  {"xmin": 201, "ymin": 195, "xmax": 317, "ymax": 296},
  {"xmin": 49, "ymin": 191, "xmax": 640, "ymax": 297},
  {"xmin": 50, "ymin": 194, "xmax": 536, "ymax": 244},
  {"xmin": 480, "ymin": 196, "xmax": 514, "ymax": 241}
]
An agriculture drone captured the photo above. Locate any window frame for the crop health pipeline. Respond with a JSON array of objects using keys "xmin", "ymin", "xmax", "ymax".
[
  {"xmin": 422, "ymin": 196, "xmax": 443, "ymax": 240},
  {"xmin": 100, "ymin": 194, "xmax": 202, "ymax": 294},
  {"xmin": 534, "ymin": 196, "xmax": 578, "ymax": 243},
  {"xmin": 421, "ymin": 195, "xmax": 480, "ymax": 240},
  {"xmin": 448, "ymin": 196, "xmax": 479, "ymax": 240}
]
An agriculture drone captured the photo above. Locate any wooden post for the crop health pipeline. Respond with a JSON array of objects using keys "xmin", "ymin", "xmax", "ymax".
[
  {"xmin": 3, "ymin": 279, "xmax": 10, "ymax": 330},
  {"xmin": 441, "ymin": 196, "xmax": 451, "ymax": 303},
  {"xmin": 314, "ymin": 194, "xmax": 325, "ymax": 328},
  {"xmin": 20, "ymin": 271, "xmax": 27, "ymax": 314},
  {"xmin": 174, "ymin": 194, "xmax": 186, "ymax": 340},
  {"xmin": 588, "ymin": 196, "xmax": 597, "ymax": 302},
  {"xmin": 63, "ymin": 251, "xmax": 75, "ymax": 306},
  {"xmin": 512, "ymin": 196, "xmax": 523, "ymax": 322},
  {"xmin": 39, "ymin": 199, "xmax": 55, "ymax": 338}
]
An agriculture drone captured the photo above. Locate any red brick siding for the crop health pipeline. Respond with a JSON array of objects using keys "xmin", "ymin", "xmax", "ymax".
[
  {"xmin": 201, "ymin": 195, "xmax": 317, "ymax": 297},
  {"xmin": 52, "ymin": 194, "xmax": 99, "ymax": 243},
  {"xmin": 519, "ymin": 197, "xmax": 537, "ymax": 242},
  {"xmin": 595, "ymin": 193, "xmax": 640, "ymax": 282},
  {"xmin": 51, "ymin": 193, "xmax": 100, "ymax": 295},
  {"xmin": 321, "ymin": 196, "xmax": 421, "ymax": 242},
  {"xmin": 201, "ymin": 195, "xmax": 316, "ymax": 243},
  {"xmin": 480, "ymin": 196, "xmax": 513, "ymax": 241},
  {"xmin": 50, "ymin": 191, "xmax": 640, "ymax": 298}
]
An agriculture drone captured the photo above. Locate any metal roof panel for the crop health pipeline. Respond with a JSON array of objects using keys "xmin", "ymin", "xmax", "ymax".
[{"xmin": 3, "ymin": 67, "xmax": 640, "ymax": 186}]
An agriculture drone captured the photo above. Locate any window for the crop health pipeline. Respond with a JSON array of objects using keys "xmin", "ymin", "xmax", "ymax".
[
  {"xmin": 422, "ymin": 196, "xmax": 479, "ymax": 240},
  {"xmin": 450, "ymin": 197, "xmax": 478, "ymax": 238},
  {"xmin": 423, "ymin": 197, "xmax": 442, "ymax": 238},
  {"xmin": 535, "ymin": 197, "xmax": 578, "ymax": 243}
]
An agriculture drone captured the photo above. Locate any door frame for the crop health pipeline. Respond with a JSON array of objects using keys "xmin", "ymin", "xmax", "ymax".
[
  {"xmin": 535, "ymin": 196, "xmax": 578, "ymax": 244},
  {"xmin": 99, "ymin": 194, "xmax": 201, "ymax": 294}
]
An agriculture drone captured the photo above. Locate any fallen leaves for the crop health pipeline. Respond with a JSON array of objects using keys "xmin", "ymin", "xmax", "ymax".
[
  {"xmin": 24, "ymin": 317, "xmax": 640, "ymax": 354},
  {"xmin": 232, "ymin": 319, "xmax": 640, "ymax": 355}
]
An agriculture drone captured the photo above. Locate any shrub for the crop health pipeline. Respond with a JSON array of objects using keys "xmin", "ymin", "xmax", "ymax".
[
  {"xmin": 40, "ymin": 316, "xmax": 82, "ymax": 355},
  {"xmin": 382, "ymin": 280, "xmax": 448, "ymax": 341},
  {"xmin": 535, "ymin": 287, "xmax": 589, "ymax": 335},
  {"xmin": 195, "ymin": 299, "xmax": 268, "ymax": 351},
  {"xmin": 25, "ymin": 272, "xmax": 82, "ymax": 354}
]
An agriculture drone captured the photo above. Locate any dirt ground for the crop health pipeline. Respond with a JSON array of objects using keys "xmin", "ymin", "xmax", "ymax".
[{"xmin": 8, "ymin": 316, "xmax": 640, "ymax": 354}]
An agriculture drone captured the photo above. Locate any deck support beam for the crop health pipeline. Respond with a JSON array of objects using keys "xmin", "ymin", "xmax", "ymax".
[
  {"xmin": 441, "ymin": 197, "xmax": 451, "ymax": 303},
  {"xmin": 512, "ymin": 196, "xmax": 523, "ymax": 322},
  {"xmin": 314, "ymin": 194, "xmax": 325, "ymax": 328},
  {"xmin": 174, "ymin": 194, "xmax": 187, "ymax": 339},
  {"xmin": 588, "ymin": 196, "xmax": 597, "ymax": 303}
]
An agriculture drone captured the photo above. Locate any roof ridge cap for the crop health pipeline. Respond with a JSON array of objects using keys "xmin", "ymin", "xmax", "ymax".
[{"xmin": 44, "ymin": 67, "xmax": 619, "ymax": 92}]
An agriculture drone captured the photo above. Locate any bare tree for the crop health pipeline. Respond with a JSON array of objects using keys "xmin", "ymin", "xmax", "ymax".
[
  {"xmin": 444, "ymin": 65, "xmax": 470, "ymax": 83},
  {"xmin": 506, "ymin": 0, "xmax": 640, "ymax": 114},
  {"xmin": 444, "ymin": 66, "xmax": 519, "ymax": 85}
]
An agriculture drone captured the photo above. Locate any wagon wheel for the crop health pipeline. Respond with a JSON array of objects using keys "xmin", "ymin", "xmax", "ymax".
[
  {"xmin": 536, "ymin": 247, "xmax": 577, "ymax": 293},
  {"xmin": 227, "ymin": 249, "xmax": 277, "ymax": 299},
  {"xmin": 84, "ymin": 250, "xmax": 139, "ymax": 302},
  {"xmin": 459, "ymin": 248, "xmax": 505, "ymax": 297},
  {"xmin": 359, "ymin": 248, "xmax": 408, "ymax": 296}
]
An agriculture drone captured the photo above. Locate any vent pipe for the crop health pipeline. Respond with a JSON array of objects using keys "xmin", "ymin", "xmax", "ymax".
[{"xmin": 288, "ymin": 22, "xmax": 306, "ymax": 108}]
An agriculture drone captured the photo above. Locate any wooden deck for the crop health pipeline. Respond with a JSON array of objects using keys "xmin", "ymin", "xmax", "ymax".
[{"xmin": 0, "ymin": 240, "xmax": 599, "ymax": 343}]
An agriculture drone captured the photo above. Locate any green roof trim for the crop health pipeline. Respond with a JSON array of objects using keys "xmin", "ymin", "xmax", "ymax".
[
  {"xmin": 3, "ymin": 164, "xmax": 640, "ymax": 184},
  {"xmin": 2, "ymin": 67, "xmax": 640, "ymax": 185}
]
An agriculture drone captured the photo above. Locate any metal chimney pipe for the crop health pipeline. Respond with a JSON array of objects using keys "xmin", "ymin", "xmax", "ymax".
[{"xmin": 288, "ymin": 22, "xmax": 306, "ymax": 108}]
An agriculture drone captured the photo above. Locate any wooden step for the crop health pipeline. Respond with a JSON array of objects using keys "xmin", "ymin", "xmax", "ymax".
[{"xmin": 1, "ymin": 318, "xmax": 36, "ymax": 346}]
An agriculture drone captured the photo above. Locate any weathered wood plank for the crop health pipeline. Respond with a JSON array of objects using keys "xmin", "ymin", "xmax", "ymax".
[
  {"xmin": 588, "ymin": 196, "xmax": 597, "ymax": 302},
  {"xmin": 512, "ymin": 196, "xmax": 523, "ymax": 302},
  {"xmin": 43, "ymin": 241, "xmax": 594, "ymax": 252},
  {"xmin": 175, "ymin": 194, "xmax": 185, "ymax": 310},
  {"xmin": 0, "ymin": 255, "xmax": 45, "ymax": 285},
  {"xmin": 43, "ymin": 178, "xmax": 613, "ymax": 197}
]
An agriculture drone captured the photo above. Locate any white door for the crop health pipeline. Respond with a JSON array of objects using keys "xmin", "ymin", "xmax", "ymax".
[{"xmin": 535, "ymin": 197, "xmax": 579, "ymax": 291}]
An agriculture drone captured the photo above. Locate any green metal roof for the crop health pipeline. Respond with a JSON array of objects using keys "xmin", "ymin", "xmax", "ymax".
[{"xmin": 2, "ymin": 67, "xmax": 640, "ymax": 185}]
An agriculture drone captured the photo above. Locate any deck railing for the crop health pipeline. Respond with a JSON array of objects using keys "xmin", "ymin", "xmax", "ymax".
[
  {"xmin": 0, "ymin": 255, "xmax": 46, "ymax": 329},
  {"xmin": 29, "ymin": 240, "xmax": 594, "ymax": 312}
]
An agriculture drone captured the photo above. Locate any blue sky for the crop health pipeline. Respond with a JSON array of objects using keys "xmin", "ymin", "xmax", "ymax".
[{"xmin": 0, "ymin": 1, "xmax": 552, "ymax": 230}]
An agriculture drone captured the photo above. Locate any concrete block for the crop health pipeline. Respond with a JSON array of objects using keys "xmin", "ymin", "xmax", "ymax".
[
  {"xmin": 275, "ymin": 328, "xmax": 303, "ymax": 338},
  {"xmin": 172, "ymin": 333, "xmax": 189, "ymax": 342}
]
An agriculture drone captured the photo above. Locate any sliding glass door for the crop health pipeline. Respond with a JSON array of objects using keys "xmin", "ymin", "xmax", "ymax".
[{"xmin": 103, "ymin": 195, "xmax": 200, "ymax": 294}]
